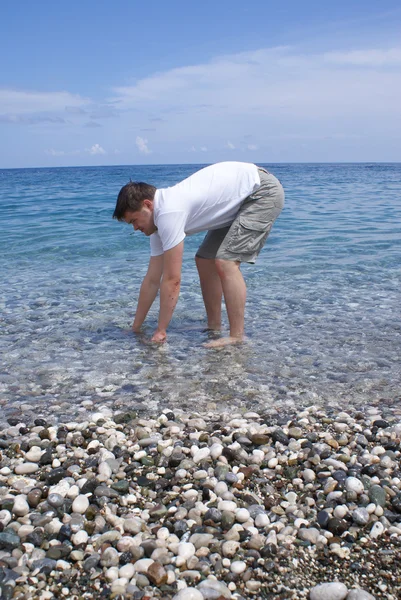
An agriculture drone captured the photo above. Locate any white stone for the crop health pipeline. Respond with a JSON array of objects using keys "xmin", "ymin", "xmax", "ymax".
[
  {"xmin": 66, "ymin": 485, "xmax": 80, "ymax": 500},
  {"xmin": 49, "ymin": 480, "xmax": 71, "ymax": 497},
  {"xmin": 17, "ymin": 524, "xmax": 34, "ymax": 538},
  {"xmin": 133, "ymin": 558, "xmax": 154, "ymax": 573},
  {"xmin": 119, "ymin": 563, "xmax": 136, "ymax": 579},
  {"xmin": 178, "ymin": 542, "xmax": 196, "ymax": 561},
  {"xmin": 334, "ymin": 505, "xmax": 348, "ymax": 519},
  {"xmin": 183, "ymin": 489, "xmax": 198, "ymax": 501},
  {"xmin": 214, "ymin": 482, "xmax": 228, "ymax": 496},
  {"xmin": 197, "ymin": 579, "xmax": 232, "ymax": 599},
  {"xmin": 123, "ymin": 517, "xmax": 143, "ymax": 534},
  {"xmin": 230, "ymin": 560, "xmax": 247, "ymax": 574},
  {"xmin": 210, "ymin": 443, "xmax": 223, "ymax": 460},
  {"xmin": 310, "ymin": 582, "xmax": 348, "ymax": 600},
  {"xmin": 346, "ymin": 590, "xmax": 376, "ymax": 600},
  {"xmin": 236, "ymin": 508, "xmax": 250, "ymax": 523},
  {"xmin": 303, "ymin": 469, "xmax": 316, "ymax": 482},
  {"xmin": 370, "ymin": 522, "xmax": 384, "ymax": 539},
  {"xmin": 71, "ymin": 530, "xmax": 88, "ymax": 545},
  {"xmin": 0, "ymin": 510, "xmax": 12, "ymax": 526},
  {"xmin": 255, "ymin": 513, "xmax": 270, "ymax": 528},
  {"xmin": 98, "ymin": 462, "xmax": 112, "ymax": 478},
  {"xmin": 345, "ymin": 477, "xmax": 364, "ymax": 494},
  {"xmin": 13, "ymin": 495, "xmax": 30, "ymax": 517},
  {"xmin": 15, "ymin": 463, "xmax": 39, "ymax": 475},
  {"xmin": 173, "ymin": 588, "xmax": 204, "ymax": 600},
  {"xmin": 72, "ymin": 495, "xmax": 89, "ymax": 514},
  {"xmin": 25, "ymin": 447, "xmax": 43, "ymax": 462},
  {"xmin": 298, "ymin": 527, "xmax": 320, "ymax": 545},
  {"xmin": 105, "ymin": 566, "xmax": 119, "ymax": 582},
  {"xmin": 218, "ymin": 500, "xmax": 237, "ymax": 513},
  {"xmin": 222, "ymin": 540, "xmax": 240, "ymax": 557},
  {"xmin": 193, "ymin": 448, "xmax": 210, "ymax": 464}
]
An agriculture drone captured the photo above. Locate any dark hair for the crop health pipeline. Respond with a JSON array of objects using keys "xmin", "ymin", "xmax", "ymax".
[{"xmin": 113, "ymin": 181, "xmax": 156, "ymax": 220}]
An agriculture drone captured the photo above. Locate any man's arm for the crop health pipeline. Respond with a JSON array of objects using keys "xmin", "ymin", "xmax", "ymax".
[
  {"xmin": 132, "ymin": 255, "xmax": 164, "ymax": 332},
  {"xmin": 151, "ymin": 241, "xmax": 184, "ymax": 343}
]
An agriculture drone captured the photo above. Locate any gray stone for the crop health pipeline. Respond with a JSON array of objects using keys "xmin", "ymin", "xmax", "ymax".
[
  {"xmin": 0, "ymin": 532, "xmax": 20, "ymax": 551},
  {"xmin": 197, "ymin": 579, "xmax": 232, "ymax": 599},
  {"xmin": 310, "ymin": 582, "xmax": 348, "ymax": 600},
  {"xmin": 346, "ymin": 590, "xmax": 375, "ymax": 600},
  {"xmin": 346, "ymin": 590, "xmax": 376, "ymax": 600},
  {"xmin": 352, "ymin": 508, "xmax": 369, "ymax": 526},
  {"xmin": 368, "ymin": 485, "xmax": 386, "ymax": 507}
]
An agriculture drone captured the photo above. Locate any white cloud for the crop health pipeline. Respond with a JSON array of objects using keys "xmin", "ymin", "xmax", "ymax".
[
  {"xmin": 45, "ymin": 148, "xmax": 81, "ymax": 156},
  {"xmin": 200, "ymin": 146, "xmax": 208, "ymax": 152},
  {"xmin": 0, "ymin": 89, "xmax": 90, "ymax": 115},
  {"xmin": 190, "ymin": 145, "xmax": 197, "ymax": 152},
  {"xmin": 226, "ymin": 141, "xmax": 235, "ymax": 149},
  {"xmin": 110, "ymin": 45, "xmax": 401, "ymax": 126},
  {"xmin": 247, "ymin": 144, "xmax": 258, "ymax": 150},
  {"xmin": 323, "ymin": 48, "xmax": 401, "ymax": 67},
  {"xmin": 136, "ymin": 136, "xmax": 151, "ymax": 154},
  {"xmin": 88, "ymin": 143, "xmax": 106, "ymax": 155}
]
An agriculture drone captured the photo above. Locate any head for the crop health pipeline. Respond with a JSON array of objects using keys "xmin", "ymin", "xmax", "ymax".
[{"xmin": 113, "ymin": 181, "xmax": 157, "ymax": 236}]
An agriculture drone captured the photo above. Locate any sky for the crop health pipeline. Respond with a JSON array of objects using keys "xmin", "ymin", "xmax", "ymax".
[{"xmin": 1, "ymin": 0, "xmax": 400, "ymax": 168}]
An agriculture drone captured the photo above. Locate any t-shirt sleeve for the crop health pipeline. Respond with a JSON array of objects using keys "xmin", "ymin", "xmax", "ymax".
[
  {"xmin": 150, "ymin": 232, "xmax": 164, "ymax": 257},
  {"xmin": 155, "ymin": 211, "xmax": 187, "ymax": 252}
]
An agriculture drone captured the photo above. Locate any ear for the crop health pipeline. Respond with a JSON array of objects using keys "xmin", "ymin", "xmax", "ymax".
[{"xmin": 143, "ymin": 199, "xmax": 154, "ymax": 210}]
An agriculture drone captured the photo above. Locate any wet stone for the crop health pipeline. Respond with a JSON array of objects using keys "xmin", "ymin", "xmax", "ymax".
[
  {"xmin": 46, "ymin": 544, "xmax": 72, "ymax": 560},
  {"xmin": 327, "ymin": 518, "xmax": 348, "ymax": 536},
  {"xmin": 368, "ymin": 485, "xmax": 387, "ymax": 507},
  {"xmin": 111, "ymin": 480, "xmax": 129, "ymax": 494},
  {"xmin": 27, "ymin": 488, "xmax": 43, "ymax": 508},
  {"xmin": 391, "ymin": 493, "xmax": 401, "ymax": 513},
  {"xmin": 46, "ymin": 468, "xmax": 66, "ymax": 485},
  {"xmin": 204, "ymin": 508, "xmax": 222, "ymax": 523},
  {"xmin": 31, "ymin": 558, "xmax": 57, "ymax": 574},
  {"xmin": 39, "ymin": 449, "xmax": 53, "ymax": 465},
  {"xmin": 0, "ymin": 532, "xmax": 20, "ymax": 551},
  {"xmin": 373, "ymin": 419, "xmax": 389, "ymax": 429},
  {"xmin": 83, "ymin": 554, "xmax": 100, "ymax": 572},
  {"xmin": 271, "ymin": 429, "xmax": 289, "ymax": 445}
]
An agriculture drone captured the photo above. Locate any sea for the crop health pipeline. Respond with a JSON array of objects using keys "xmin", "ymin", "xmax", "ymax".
[{"xmin": 1, "ymin": 163, "xmax": 400, "ymax": 424}]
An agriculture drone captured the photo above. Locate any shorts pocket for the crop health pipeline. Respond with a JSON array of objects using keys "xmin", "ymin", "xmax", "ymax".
[{"xmin": 225, "ymin": 215, "xmax": 271, "ymax": 255}]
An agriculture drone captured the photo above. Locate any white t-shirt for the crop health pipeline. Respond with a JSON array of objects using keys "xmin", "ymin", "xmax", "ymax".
[{"xmin": 150, "ymin": 161, "xmax": 260, "ymax": 256}]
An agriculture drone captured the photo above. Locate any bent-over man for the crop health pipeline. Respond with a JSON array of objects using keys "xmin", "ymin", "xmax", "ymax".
[{"xmin": 113, "ymin": 161, "xmax": 284, "ymax": 347}]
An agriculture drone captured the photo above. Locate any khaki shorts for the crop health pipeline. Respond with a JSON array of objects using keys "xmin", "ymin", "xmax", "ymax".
[{"xmin": 196, "ymin": 168, "xmax": 284, "ymax": 263}]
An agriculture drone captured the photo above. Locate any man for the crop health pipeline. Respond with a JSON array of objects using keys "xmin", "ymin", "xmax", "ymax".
[{"xmin": 113, "ymin": 161, "xmax": 284, "ymax": 347}]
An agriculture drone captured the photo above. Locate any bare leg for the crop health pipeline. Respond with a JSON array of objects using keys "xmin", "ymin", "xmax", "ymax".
[
  {"xmin": 195, "ymin": 256, "xmax": 223, "ymax": 330},
  {"xmin": 204, "ymin": 258, "xmax": 246, "ymax": 348}
]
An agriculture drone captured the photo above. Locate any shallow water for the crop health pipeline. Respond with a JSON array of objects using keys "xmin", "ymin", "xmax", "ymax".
[{"xmin": 1, "ymin": 163, "xmax": 400, "ymax": 422}]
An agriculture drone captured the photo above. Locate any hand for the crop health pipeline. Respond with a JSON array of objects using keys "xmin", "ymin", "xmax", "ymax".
[{"xmin": 151, "ymin": 329, "xmax": 167, "ymax": 343}]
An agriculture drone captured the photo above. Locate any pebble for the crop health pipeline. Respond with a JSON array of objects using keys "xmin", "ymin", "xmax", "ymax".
[
  {"xmin": 14, "ymin": 463, "xmax": 39, "ymax": 475},
  {"xmin": 346, "ymin": 590, "xmax": 376, "ymax": 600},
  {"xmin": 71, "ymin": 495, "xmax": 90, "ymax": 514},
  {"xmin": 173, "ymin": 589, "xmax": 204, "ymax": 600},
  {"xmin": 309, "ymin": 582, "xmax": 348, "ymax": 600}
]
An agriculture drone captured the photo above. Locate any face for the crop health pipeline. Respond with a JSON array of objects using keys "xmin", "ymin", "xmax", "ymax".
[{"xmin": 124, "ymin": 200, "xmax": 156, "ymax": 236}]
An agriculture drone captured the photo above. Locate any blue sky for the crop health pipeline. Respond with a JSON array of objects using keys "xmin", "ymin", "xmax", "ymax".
[{"xmin": 1, "ymin": 0, "xmax": 400, "ymax": 167}]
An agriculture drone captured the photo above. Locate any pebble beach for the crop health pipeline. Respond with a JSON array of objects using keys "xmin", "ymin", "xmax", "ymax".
[{"xmin": 1, "ymin": 399, "xmax": 401, "ymax": 600}]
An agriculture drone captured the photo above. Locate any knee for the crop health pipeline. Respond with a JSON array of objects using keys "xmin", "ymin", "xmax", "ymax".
[{"xmin": 215, "ymin": 258, "xmax": 239, "ymax": 278}]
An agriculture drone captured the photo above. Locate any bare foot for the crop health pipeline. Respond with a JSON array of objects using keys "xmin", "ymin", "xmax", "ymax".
[{"xmin": 203, "ymin": 336, "xmax": 244, "ymax": 348}]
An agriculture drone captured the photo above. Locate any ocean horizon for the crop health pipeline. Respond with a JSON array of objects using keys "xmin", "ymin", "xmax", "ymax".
[{"xmin": 1, "ymin": 162, "xmax": 400, "ymax": 425}]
